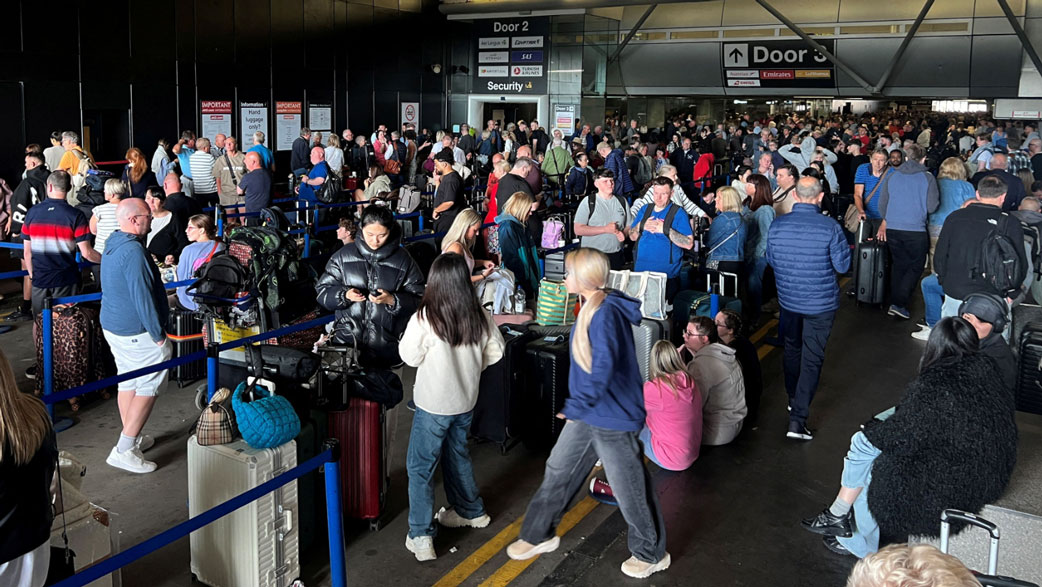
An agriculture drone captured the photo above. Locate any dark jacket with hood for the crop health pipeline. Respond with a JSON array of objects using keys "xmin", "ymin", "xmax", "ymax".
[
  {"xmin": 10, "ymin": 165, "xmax": 50, "ymax": 235},
  {"xmin": 603, "ymin": 148, "xmax": 636, "ymax": 196},
  {"xmin": 562, "ymin": 291, "xmax": 645, "ymax": 431},
  {"xmin": 862, "ymin": 354, "xmax": 1017, "ymax": 541},
  {"xmin": 315, "ymin": 225, "xmax": 425, "ymax": 368},
  {"xmin": 494, "ymin": 212, "xmax": 541, "ymax": 297}
]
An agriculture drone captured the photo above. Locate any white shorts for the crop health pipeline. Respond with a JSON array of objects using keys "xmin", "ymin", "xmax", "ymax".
[{"xmin": 103, "ymin": 330, "xmax": 173, "ymax": 397}]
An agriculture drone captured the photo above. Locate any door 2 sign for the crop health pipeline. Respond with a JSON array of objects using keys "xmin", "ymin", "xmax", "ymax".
[{"xmin": 722, "ymin": 39, "xmax": 837, "ymax": 88}]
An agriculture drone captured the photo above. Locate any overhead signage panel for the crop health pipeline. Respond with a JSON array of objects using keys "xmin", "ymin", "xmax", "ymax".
[
  {"xmin": 472, "ymin": 17, "xmax": 549, "ymax": 94},
  {"xmin": 722, "ymin": 40, "xmax": 836, "ymax": 89}
]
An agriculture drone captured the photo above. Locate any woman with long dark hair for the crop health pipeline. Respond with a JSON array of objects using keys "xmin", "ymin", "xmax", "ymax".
[
  {"xmin": 506, "ymin": 248, "xmax": 670, "ymax": 579},
  {"xmin": 316, "ymin": 204, "xmax": 426, "ymax": 368},
  {"xmin": 0, "ymin": 348, "xmax": 57, "ymax": 587},
  {"xmin": 745, "ymin": 173, "xmax": 776, "ymax": 319},
  {"xmin": 399, "ymin": 253, "xmax": 505, "ymax": 562},
  {"xmin": 122, "ymin": 147, "xmax": 157, "ymax": 199},
  {"xmin": 800, "ymin": 316, "xmax": 1017, "ymax": 559}
]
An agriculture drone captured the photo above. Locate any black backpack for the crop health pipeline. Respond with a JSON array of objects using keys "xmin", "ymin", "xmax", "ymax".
[
  {"xmin": 978, "ymin": 213, "xmax": 1023, "ymax": 296},
  {"xmin": 84, "ymin": 170, "xmax": 115, "ymax": 192},
  {"xmin": 187, "ymin": 254, "xmax": 250, "ymax": 325},
  {"xmin": 260, "ymin": 207, "xmax": 291, "ymax": 232},
  {"xmin": 317, "ymin": 171, "xmax": 344, "ymax": 203},
  {"xmin": 76, "ymin": 184, "xmax": 107, "ymax": 207}
]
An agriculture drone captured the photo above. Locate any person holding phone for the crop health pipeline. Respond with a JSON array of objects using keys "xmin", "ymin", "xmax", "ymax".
[{"xmin": 316, "ymin": 205, "xmax": 426, "ymax": 368}]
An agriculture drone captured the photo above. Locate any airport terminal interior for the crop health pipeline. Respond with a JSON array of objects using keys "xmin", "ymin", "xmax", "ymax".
[{"xmin": 1, "ymin": 0, "xmax": 1042, "ymax": 586}]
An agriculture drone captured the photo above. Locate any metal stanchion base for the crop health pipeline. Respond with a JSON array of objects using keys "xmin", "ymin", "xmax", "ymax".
[{"xmin": 53, "ymin": 417, "xmax": 75, "ymax": 432}]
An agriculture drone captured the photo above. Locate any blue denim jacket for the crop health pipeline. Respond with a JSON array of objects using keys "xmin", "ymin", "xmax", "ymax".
[{"xmin": 706, "ymin": 211, "xmax": 747, "ymax": 263}]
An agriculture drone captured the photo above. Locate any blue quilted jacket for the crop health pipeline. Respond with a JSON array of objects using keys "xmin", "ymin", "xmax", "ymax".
[
  {"xmin": 765, "ymin": 203, "xmax": 851, "ymax": 315},
  {"xmin": 603, "ymin": 149, "xmax": 636, "ymax": 196}
]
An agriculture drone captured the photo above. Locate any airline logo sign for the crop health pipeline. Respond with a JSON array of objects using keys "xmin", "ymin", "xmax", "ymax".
[
  {"xmin": 722, "ymin": 40, "xmax": 836, "ymax": 89},
  {"xmin": 473, "ymin": 17, "xmax": 548, "ymax": 94},
  {"xmin": 511, "ymin": 65, "xmax": 543, "ymax": 77}
]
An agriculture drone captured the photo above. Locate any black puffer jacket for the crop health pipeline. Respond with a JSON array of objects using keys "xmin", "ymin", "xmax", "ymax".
[
  {"xmin": 863, "ymin": 354, "xmax": 1017, "ymax": 541},
  {"xmin": 315, "ymin": 227, "xmax": 425, "ymax": 368}
]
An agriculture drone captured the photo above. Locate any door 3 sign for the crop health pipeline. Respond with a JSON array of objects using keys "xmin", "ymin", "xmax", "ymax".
[{"xmin": 722, "ymin": 40, "xmax": 836, "ymax": 88}]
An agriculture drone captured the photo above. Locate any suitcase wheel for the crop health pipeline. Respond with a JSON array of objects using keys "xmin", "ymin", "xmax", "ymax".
[
  {"xmin": 368, "ymin": 519, "xmax": 382, "ymax": 532},
  {"xmin": 194, "ymin": 384, "xmax": 208, "ymax": 411}
]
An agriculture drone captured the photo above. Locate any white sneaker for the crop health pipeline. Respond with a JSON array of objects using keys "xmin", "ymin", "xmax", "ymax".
[
  {"xmin": 911, "ymin": 325, "xmax": 932, "ymax": 341},
  {"xmin": 436, "ymin": 507, "xmax": 490, "ymax": 528},
  {"xmin": 136, "ymin": 434, "xmax": 155, "ymax": 452},
  {"xmin": 405, "ymin": 535, "xmax": 436, "ymax": 562},
  {"xmin": 620, "ymin": 553, "xmax": 671, "ymax": 578},
  {"xmin": 106, "ymin": 447, "xmax": 157, "ymax": 474},
  {"xmin": 506, "ymin": 536, "xmax": 560, "ymax": 560}
]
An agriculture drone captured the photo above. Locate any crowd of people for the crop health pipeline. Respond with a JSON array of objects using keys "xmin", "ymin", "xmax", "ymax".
[{"xmin": 0, "ymin": 106, "xmax": 1028, "ymax": 584}]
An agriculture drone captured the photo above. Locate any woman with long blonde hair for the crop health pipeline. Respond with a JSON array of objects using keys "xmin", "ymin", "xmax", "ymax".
[
  {"xmin": 636, "ymin": 340, "xmax": 701, "ymax": 471},
  {"xmin": 441, "ymin": 209, "xmax": 495, "ymax": 284},
  {"xmin": 494, "ymin": 192, "xmax": 540, "ymax": 297},
  {"xmin": 506, "ymin": 248, "xmax": 670, "ymax": 580},
  {"xmin": 0, "ymin": 348, "xmax": 57, "ymax": 587}
]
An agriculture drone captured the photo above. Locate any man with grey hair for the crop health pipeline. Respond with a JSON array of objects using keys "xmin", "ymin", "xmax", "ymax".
[
  {"xmin": 247, "ymin": 130, "xmax": 274, "ymax": 171},
  {"xmin": 766, "ymin": 176, "xmax": 850, "ymax": 441},
  {"xmin": 541, "ymin": 137, "xmax": 572, "ymax": 186},
  {"xmin": 57, "ymin": 131, "xmax": 90, "ymax": 174},
  {"xmin": 189, "ymin": 137, "xmax": 218, "ymax": 207},
  {"xmin": 101, "ymin": 197, "xmax": 171, "ymax": 474},
  {"xmin": 877, "ymin": 143, "xmax": 939, "ymax": 320}
]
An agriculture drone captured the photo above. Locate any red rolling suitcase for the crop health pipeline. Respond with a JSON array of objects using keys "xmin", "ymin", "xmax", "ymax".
[{"xmin": 328, "ymin": 397, "xmax": 389, "ymax": 529}]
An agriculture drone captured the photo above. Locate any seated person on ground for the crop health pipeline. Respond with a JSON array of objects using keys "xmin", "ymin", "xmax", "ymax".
[
  {"xmin": 800, "ymin": 317, "xmax": 1016, "ymax": 559},
  {"xmin": 679, "ymin": 316, "xmax": 746, "ymax": 446}
]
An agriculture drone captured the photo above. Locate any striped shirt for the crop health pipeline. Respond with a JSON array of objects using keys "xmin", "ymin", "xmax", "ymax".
[
  {"xmin": 189, "ymin": 151, "xmax": 217, "ymax": 193},
  {"xmin": 91, "ymin": 203, "xmax": 120, "ymax": 253},
  {"xmin": 21, "ymin": 199, "xmax": 91, "ymax": 288}
]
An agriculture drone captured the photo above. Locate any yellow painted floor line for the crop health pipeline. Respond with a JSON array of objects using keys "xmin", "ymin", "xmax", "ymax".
[
  {"xmin": 757, "ymin": 344, "xmax": 775, "ymax": 360},
  {"xmin": 476, "ymin": 497, "xmax": 600, "ymax": 587},
  {"xmin": 432, "ymin": 514, "xmax": 527, "ymax": 587},
  {"xmin": 749, "ymin": 319, "xmax": 778, "ymax": 344}
]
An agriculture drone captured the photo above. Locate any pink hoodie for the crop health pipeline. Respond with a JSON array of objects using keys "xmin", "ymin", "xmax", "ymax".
[{"xmin": 643, "ymin": 372, "xmax": 702, "ymax": 471}]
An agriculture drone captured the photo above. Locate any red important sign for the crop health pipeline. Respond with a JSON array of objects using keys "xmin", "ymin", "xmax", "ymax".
[
  {"xmin": 201, "ymin": 100, "xmax": 232, "ymax": 114},
  {"xmin": 275, "ymin": 101, "xmax": 302, "ymax": 114}
]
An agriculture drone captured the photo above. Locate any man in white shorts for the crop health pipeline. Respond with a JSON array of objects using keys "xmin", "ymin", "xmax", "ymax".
[{"xmin": 100, "ymin": 198, "xmax": 172, "ymax": 473}]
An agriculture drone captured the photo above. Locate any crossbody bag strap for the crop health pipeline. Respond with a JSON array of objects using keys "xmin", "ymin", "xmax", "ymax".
[
  {"xmin": 707, "ymin": 225, "xmax": 741, "ymax": 256},
  {"xmin": 224, "ymin": 153, "xmax": 241, "ymax": 186},
  {"xmin": 864, "ymin": 168, "xmax": 889, "ymax": 206}
]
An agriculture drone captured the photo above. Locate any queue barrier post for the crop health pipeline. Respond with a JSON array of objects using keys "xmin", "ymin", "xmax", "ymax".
[
  {"xmin": 216, "ymin": 206, "xmax": 225, "ymax": 238},
  {"xmin": 42, "ymin": 297, "xmax": 54, "ymax": 419},
  {"xmin": 323, "ymin": 439, "xmax": 348, "ymax": 587},
  {"xmin": 304, "ymin": 229, "xmax": 312, "ymax": 259},
  {"xmin": 206, "ymin": 342, "xmax": 220, "ymax": 404}
]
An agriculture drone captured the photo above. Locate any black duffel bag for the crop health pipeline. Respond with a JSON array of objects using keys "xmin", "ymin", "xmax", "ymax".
[{"xmin": 245, "ymin": 344, "xmax": 320, "ymax": 383}]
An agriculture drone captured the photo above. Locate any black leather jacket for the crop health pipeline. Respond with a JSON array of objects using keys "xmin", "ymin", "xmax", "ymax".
[{"xmin": 315, "ymin": 227, "xmax": 425, "ymax": 368}]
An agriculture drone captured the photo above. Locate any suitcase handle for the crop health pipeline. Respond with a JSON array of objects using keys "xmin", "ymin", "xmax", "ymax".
[{"xmin": 940, "ymin": 509, "xmax": 1000, "ymax": 575}]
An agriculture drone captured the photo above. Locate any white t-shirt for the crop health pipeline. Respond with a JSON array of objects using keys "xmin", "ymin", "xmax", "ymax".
[{"xmin": 92, "ymin": 203, "xmax": 120, "ymax": 253}]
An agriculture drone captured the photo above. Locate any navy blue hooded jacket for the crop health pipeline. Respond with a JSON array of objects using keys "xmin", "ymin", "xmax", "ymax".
[
  {"xmin": 766, "ymin": 203, "xmax": 851, "ymax": 315},
  {"xmin": 100, "ymin": 231, "xmax": 170, "ymax": 342},
  {"xmin": 603, "ymin": 148, "xmax": 636, "ymax": 196},
  {"xmin": 563, "ymin": 291, "xmax": 645, "ymax": 432}
]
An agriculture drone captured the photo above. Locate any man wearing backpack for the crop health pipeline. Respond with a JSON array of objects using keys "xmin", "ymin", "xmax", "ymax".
[
  {"xmin": 628, "ymin": 176, "xmax": 694, "ymax": 300},
  {"xmin": 574, "ymin": 169, "xmax": 629, "ymax": 269},
  {"xmin": 935, "ymin": 175, "xmax": 1026, "ymax": 321}
]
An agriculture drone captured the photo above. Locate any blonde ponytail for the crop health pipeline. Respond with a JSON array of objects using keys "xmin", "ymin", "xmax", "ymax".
[{"xmin": 567, "ymin": 248, "xmax": 610, "ymax": 373}]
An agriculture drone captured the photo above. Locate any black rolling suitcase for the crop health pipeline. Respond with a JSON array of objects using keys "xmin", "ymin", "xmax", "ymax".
[
  {"xmin": 523, "ymin": 334, "xmax": 571, "ymax": 450},
  {"xmin": 1015, "ymin": 321, "xmax": 1042, "ymax": 415},
  {"xmin": 471, "ymin": 325, "xmax": 538, "ymax": 453},
  {"xmin": 168, "ymin": 309, "xmax": 205, "ymax": 386},
  {"xmin": 855, "ymin": 222, "xmax": 887, "ymax": 306}
]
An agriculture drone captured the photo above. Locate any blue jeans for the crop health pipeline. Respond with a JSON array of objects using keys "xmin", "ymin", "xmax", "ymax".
[
  {"xmin": 406, "ymin": 408, "xmax": 485, "ymax": 538},
  {"xmin": 747, "ymin": 256, "xmax": 769, "ymax": 312},
  {"xmin": 921, "ymin": 274, "xmax": 943, "ymax": 327},
  {"xmin": 638, "ymin": 426, "xmax": 663, "ymax": 468},
  {"xmin": 779, "ymin": 308, "xmax": 836, "ymax": 426},
  {"xmin": 520, "ymin": 420, "xmax": 667, "ymax": 563},
  {"xmin": 836, "ymin": 431, "xmax": 883, "ymax": 558}
]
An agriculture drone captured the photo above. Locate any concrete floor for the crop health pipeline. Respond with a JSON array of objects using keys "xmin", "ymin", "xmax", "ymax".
[{"xmin": 1, "ymin": 282, "xmax": 1027, "ymax": 587}]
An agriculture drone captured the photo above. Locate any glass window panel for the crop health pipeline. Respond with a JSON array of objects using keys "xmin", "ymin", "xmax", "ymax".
[
  {"xmin": 840, "ymin": 25, "xmax": 900, "ymax": 35},
  {"xmin": 723, "ymin": 28, "xmax": 777, "ymax": 38},
  {"xmin": 916, "ymin": 22, "xmax": 969, "ymax": 33},
  {"xmin": 670, "ymin": 30, "xmax": 718, "ymax": 40}
]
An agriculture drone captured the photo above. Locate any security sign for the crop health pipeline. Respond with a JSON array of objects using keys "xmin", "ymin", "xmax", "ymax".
[{"xmin": 473, "ymin": 17, "xmax": 548, "ymax": 94}]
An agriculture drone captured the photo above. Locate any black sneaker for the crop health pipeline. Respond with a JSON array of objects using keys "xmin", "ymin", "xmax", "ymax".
[
  {"xmin": 3, "ymin": 308, "xmax": 32, "ymax": 322},
  {"xmin": 786, "ymin": 421, "xmax": 813, "ymax": 441},
  {"xmin": 801, "ymin": 507, "xmax": 853, "ymax": 537},
  {"xmin": 822, "ymin": 535, "xmax": 854, "ymax": 556},
  {"xmin": 25, "ymin": 365, "xmax": 36, "ymax": 380}
]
